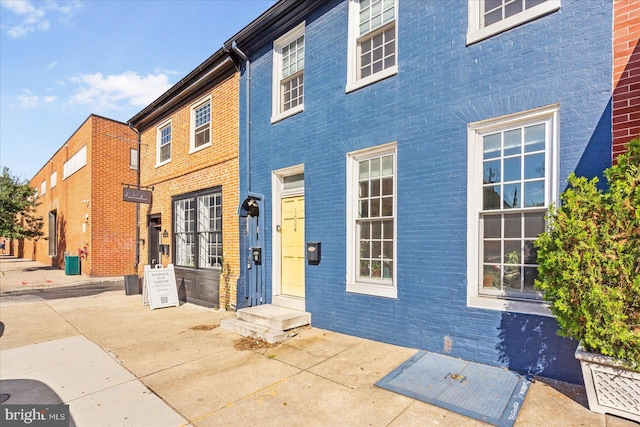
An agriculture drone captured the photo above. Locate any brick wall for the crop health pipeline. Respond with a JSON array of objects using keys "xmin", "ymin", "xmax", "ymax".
[
  {"xmin": 20, "ymin": 115, "xmax": 137, "ymax": 277},
  {"xmin": 90, "ymin": 117, "xmax": 138, "ymax": 276},
  {"xmin": 139, "ymin": 72, "xmax": 240, "ymax": 308},
  {"xmin": 613, "ymin": 0, "xmax": 640, "ymax": 158},
  {"xmin": 238, "ymin": 0, "xmax": 612, "ymax": 384}
]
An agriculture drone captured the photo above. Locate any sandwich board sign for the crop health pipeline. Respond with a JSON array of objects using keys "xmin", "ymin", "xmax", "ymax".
[{"xmin": 142, "ymin": 264, "xmax": 179, "ymax": 310}]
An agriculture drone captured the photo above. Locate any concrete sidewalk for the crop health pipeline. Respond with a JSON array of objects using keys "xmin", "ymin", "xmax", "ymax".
[
  {"xmin": 0, "ymin": 256, "xmax": 636, "ymax": 426},
  {"xmin": 0, "ymin": 254, "xmax": 123, "ymax": 293}
]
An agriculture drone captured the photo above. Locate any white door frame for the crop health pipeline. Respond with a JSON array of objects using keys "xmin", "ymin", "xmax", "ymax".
[{"xmin": 271, "ymin": 164, "xmax": 305, "ymax": 311}]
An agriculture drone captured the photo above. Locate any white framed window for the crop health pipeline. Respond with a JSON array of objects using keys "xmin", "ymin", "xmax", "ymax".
[
  {"xmin": 467, "ymin": 104, "xmax": 559, "ymax": 316},
  {"xmin": 174, "ymin": 189, "xmax": 222, "ymax": 269},
  {"xmin": 190, "ymin": 96, "xmax": 211, "ymax": 153},
  {"xmin": 156, "ymin": 119, "xmax": 172, "ymax": 166},
  {"xmin": 347, "ymin": 142, "xmax": 397, "ymax": 298},
  {"xmin": 50, "ymin": 171, "xmax": 57, "ymax": 189},
  {"xmin": 63, "ymin": 145, "xmax": 87, "ymax": 179},
  {"xmin": 347, "ymin": 0, "xmax": 398, "ymax": 93},
  {"xmin": 130, "ymin": 148, "xmax": 138, "ymax": 170},
  {"xmin": 272, "ymin": 22, "xmax": 305, "ymax": 123},
  {"xmin": 40, "ymin": 180, "xmax": 46, "ymax": 196},
  {"xmin": 467, "ymin": 0, "xmax": 560, "ymax": 45}
]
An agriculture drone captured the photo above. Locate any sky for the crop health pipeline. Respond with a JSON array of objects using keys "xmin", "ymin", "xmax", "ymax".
[{"xmin": 0, "ymin": 0, "xmax": 274, "ymax": 180}]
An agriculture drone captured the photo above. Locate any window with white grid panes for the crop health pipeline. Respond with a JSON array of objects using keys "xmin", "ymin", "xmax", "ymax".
[
  {"xmin": 358, "ymin": 0, "xmax": 396, "ymax": 79},
  {"xmin": 198, "ymin": 194, "xmax": 223, "ymax": 268},
  {"xmin": 272, "ymin": 22, "xmax": 305, "ymax": 122},
  {"xmin": 192, "ymin": 99, "xmax": 211, "ymax": 150},
  {"xmin": 281, "ymin": 35, "xmax": 304, "ymax": 112},
  {"xmin": 479, "ymin": 122, "xmax": 549, "ymax": 299},
  {"xmin": 175, "ymin": 198, "xmax": 195, "ymax": 267},
  {"xmin": 467, "ymin": 0, "xmax": 560, "ymax": 45},
  {"xmin": 482, "ymin": 0, "xmax": 549, "ymax": 27},
  {"xmin": 352, "ymin": 147, "xmax": 396, "ymax": 281},
  {"xmin": 158, "ymin": 122, "xmax": 171, "ymax": 164},
  {"xmin": 174, "ymin": 189, "xmax": 222, "ymax": 269}
]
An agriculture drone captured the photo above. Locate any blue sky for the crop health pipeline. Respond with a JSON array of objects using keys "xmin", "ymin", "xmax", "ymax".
[{"xmin": 0, "ymin": 0, "xmax": 274, "ymax": 180}]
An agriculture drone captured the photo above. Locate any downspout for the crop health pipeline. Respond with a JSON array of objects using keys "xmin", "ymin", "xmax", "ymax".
[
  {"xmin": 128, "ymin": 123, "xmax": 141, "ymax": 270},
  {"xmin": 231, "ymin": 41, "xmax": 251, "ymax": 191}
]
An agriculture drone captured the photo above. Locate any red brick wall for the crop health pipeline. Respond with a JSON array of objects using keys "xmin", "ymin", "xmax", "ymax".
[
  {"xmin": 90, "ymin": 117, "xmax": 138, "ymax": 276},
  {"xmin": 613, "ymin": 0, "xmax": 640, "ymax": 158},
  {"xmin": 20, "ymin": 115, "xmax": 137, "ymax": 277},
  {"xmin": 139, "ymin": 72, "xmax": 240, "ymax": 308}
]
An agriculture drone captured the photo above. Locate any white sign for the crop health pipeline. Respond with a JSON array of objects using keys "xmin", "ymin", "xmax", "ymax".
[{"xmin": 142, "ymin": 264, "xmax": 179, "ymax": 310}]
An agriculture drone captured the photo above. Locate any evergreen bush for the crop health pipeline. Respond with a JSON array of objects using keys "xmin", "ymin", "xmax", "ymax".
[{"xmin": 534, "ymin": 137, "xmax": 640, "ymax": 368}]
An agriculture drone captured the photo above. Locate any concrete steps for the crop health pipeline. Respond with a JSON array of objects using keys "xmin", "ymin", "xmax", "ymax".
[{"xmin": 221, "ymin": 304, "xmax": 311, "ymax": 344}]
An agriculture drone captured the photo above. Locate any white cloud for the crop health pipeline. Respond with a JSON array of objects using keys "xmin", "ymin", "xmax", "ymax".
[
  {"xmin": 70, "ymin": 71, "xmax": 172, "ymax": 110},
  {"xmin": 1, "ymin": 0, "xmax": 82, "ymax": 38},
  {"xmin": 17, "ymin": 89, "xmax": 38, "ymax": 108},
  {"xmin": 46, "ymin": 61, "xmax": 58, "ymax": 69},
  {"xmin": 43, "ymin": 95, "xmax": 56, "ymax": 103}
]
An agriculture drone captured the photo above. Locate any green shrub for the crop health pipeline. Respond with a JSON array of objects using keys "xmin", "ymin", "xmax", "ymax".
[{"xmin": 534, "ymin": 137, "xmax": 640, "ymax": 368}]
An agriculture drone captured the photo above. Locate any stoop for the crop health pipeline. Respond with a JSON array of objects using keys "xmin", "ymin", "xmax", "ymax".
[{"xmin": 221, "ymin": 304, "xmax": 311, "ymax": 344}]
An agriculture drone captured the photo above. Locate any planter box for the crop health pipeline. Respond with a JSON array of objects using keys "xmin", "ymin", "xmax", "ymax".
[{"xmin": 575, "ymin": 344, "xmax": 640, "ymax": 422}]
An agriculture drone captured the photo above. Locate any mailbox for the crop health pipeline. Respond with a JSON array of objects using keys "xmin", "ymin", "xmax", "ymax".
[{"xmin": 307, "ymin": 242, "xmax": 321, "ymax": 265}]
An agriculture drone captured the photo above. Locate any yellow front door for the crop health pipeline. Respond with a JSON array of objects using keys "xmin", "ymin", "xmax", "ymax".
[{"xmin": 281, "ymin": 196, "xmax": 305, "ymax": 297}]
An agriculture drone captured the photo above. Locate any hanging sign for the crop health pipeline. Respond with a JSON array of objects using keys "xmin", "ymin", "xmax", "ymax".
[
  {"xmin": 123, "ymin": 187, "xmax": 152, "ymax": 204},
  {"xmin": 142, "ymin": 264, "xmax": 179, "ymax": 310}
]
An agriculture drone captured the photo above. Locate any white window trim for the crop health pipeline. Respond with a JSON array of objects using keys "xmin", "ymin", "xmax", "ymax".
[
  {"xmin": 50, "ymin": 171, "xmax": 57, "ymax": 189},
  {"xmin": 272, "ymin": 21, "xmax": 306, "ymax": 124},
  {"xmin": 156, "ymin": 118, "xmax": 172, "ymax": 167},
  {"xmin": 467, "ymin": 104, "xmax": 560, "ymax": 316},
  {"xmin": 346, "ymin": 141, "xmax": 397, "ymax": 299},
  {"xmin": 189, "ymin": 95, "xmax": 212, "ymax": 154},
  {"xmin": 346, "ymin": 0, "xmax": 399, "ymax": 94},
  {"xmin": 467, "ymin": 0, "xmax": 560, "ymax": 45},
  {"xmin": 63, "ymin": 145, "xmax": 87, "ymax": 180}
]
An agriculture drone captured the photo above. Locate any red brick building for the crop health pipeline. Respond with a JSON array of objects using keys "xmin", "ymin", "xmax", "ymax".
[
  {"xmin": 15, "ymin": 115, "xmax": 138, "ymax": 277},
  {"xmin": 613, "ymin": 0, "xmax": 640, "ymax": 158}
]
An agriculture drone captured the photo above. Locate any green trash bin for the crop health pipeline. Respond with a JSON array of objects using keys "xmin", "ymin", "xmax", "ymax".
[{"xmin": 64, "ymin": 255, "xmax": 81, "ymax": 275}]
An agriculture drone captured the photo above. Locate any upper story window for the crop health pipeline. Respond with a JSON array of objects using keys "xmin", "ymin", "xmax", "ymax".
[
  {"xmin": 130, "ymin": 149, "xmax": 138, "ymax": 171},
  {"xmin": 63, "ymin": 145, "xmax": 87, "ymax": 179},
  {"xmin": 190, "ymin": 96, "xmax": 211, "ymax": 152},
  {"xmin": 50, "ymin": 171, "xmax": 57, "ymax": 189},
  {"xmin": 40, "ymin": 180, "xmax": 46, "ymax": 196},
  {"xmin": 272, "ymin": 22, "xmax": 305, "ymax": 123},
  {"xmin": 467, "ymin": 104, "xmax": 559, "ymax": 316},
  {"xmin": 346, "ymin": 142, "xmax": 397, "ymax": 299},
  {"xmin": 347, "ymin": 0, "xmax": 398, "ymax": 93},
  {"xmin": 156, "ymin": 119, "xmax": 172, "ymax": 166},
  {"xmin": 467, "ymin": 0, "xmax": 560, "ymax": 45}
]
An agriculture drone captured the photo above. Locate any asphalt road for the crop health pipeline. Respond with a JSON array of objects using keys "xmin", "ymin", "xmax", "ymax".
[{"xmin": 0, "ymin": 282, "xmax": 125, "ymax": 300}]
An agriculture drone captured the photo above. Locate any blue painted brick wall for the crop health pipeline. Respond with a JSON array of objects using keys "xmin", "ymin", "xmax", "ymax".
[{"xmin": 237, "ymin": 0, "xmax": 612, "ymax": 384}]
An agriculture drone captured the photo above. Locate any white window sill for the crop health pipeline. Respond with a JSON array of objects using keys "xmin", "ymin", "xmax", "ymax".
[
  {"xmin": 155, "ymin": 159, "xmax": 171, "ymax": 168},
  {"xmin": 189, "ymin": 143, "xmax": 211, "ymax": 155},
  {"xmin": 346, "ymin": 65, "xmax": 398, "ymax": 94},
  {"xmin": 347, "ymin": 281, "xmax": 397, "ymax": 299},
  {"xmin": 271, "ymin": 104, "xmax": 304, "ymax": 124},
  {"xmin": 467, "ymin": 295, "xmax": 553, "ymax": 317},
  {"xmin": 466, "ymin": 1, "xmax": 560, "ymax": 45}
]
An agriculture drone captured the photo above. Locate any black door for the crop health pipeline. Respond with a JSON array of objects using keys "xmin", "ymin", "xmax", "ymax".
[{"xmin": 148, "ymin": 215, "xmax": 161, "ymax": 266}]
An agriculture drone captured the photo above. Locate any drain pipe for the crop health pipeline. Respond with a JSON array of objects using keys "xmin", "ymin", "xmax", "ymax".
[
  {"xmin": 231, "ymin": 41, "xmax": 251, "ymax": 191},
  {"xmin": 128, "ymin": 122, "xmax": 141, "ymax": 271}
]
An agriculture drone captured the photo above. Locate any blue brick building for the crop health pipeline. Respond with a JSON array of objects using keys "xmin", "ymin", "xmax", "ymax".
[{"xmin": 224, "ymin": 0, "xmax": 612, "ymax": 384}]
